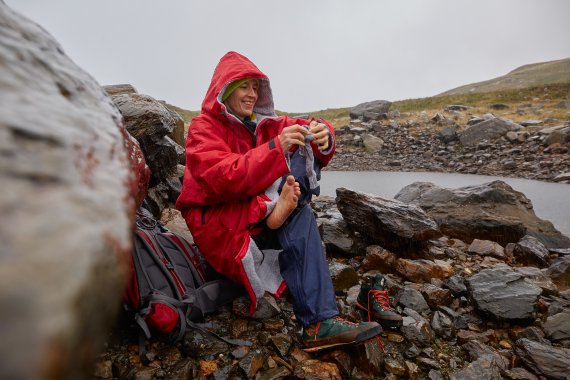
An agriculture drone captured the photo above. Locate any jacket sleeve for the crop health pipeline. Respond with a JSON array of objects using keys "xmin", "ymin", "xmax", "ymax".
[{"xmin": 187, "ymin": 118, "xmax": 289, "ymax": 204}]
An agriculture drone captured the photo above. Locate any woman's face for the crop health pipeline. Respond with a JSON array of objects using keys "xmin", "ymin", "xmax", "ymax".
[{"xmin": 225, "ymin": 79, "xmax": 259, "ymax": 119}]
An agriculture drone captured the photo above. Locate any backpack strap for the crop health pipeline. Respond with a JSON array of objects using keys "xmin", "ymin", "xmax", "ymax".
[{"xmin": 185, "ymin": 319, "xmax": 253, "ymax": 347}]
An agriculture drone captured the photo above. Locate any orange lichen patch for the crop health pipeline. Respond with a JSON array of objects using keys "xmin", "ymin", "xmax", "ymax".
[{"xmin": 198, "ymin": 360, "xmax": 218, "ymax": 376}]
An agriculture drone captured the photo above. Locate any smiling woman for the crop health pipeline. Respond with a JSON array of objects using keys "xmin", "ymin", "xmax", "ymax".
[{"xmin": 223, "ymin": 79, "xmax": 259, "ymax": 119}]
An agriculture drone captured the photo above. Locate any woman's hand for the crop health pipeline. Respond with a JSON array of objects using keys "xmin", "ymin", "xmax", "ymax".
[
  {"xmin": 309, "ymin": 120, "xmax": 330, "ymax": 151},
  {"xmin": 278, "ymin": 124, "xmax": 309, "ymax": 152}
]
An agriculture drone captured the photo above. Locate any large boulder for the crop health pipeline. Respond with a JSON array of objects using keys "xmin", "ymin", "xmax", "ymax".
[
  {"xmin": 335, "ymin": 187, "xmax": 442, "ymax": 251},
  {"xmin": 394, "ymin": 180, "xmax": 570, "ymax": 248},
  {"xmin": 109, "ymin": 92, "xmax": 184, "ymax": 215},
  {"xmin": 349, "ymin": 100, "xmax": 392, "ymax": 121},
  {"xmin": 0, "ymin": 3, "xmax": 134, "ymax": 379},
  {"xmin": 459, "ymin": 117, "xmax": 522, "ymax": 146}
]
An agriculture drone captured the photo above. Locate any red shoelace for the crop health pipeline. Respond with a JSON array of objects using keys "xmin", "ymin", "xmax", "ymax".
[{"xmin": 366, "ymin": 289, "xmax": 393, "ymax": 322}]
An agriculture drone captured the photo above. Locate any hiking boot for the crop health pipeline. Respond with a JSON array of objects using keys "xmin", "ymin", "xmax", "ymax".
[
  {"xmin": 302, "ymin": 316, "xmax": 383, "ymax": 352},
  {"xmin": 356, "ymin": 274, "xmax": 403, "ymax": 330}
]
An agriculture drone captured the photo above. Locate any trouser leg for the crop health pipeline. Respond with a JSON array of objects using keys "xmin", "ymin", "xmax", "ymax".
[{"xmin": 276, "ymin": 205, "xmax": 338, "ymax": 326}]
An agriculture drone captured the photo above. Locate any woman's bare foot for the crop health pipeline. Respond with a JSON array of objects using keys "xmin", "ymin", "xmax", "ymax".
[{"xmin": 267, "ymin": 175, "xmax": 300, "ymax": 229}]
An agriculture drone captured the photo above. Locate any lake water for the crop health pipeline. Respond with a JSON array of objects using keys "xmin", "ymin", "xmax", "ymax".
[{"xmin": 319, "ymin": 171, "xmax": 570, "ymax": 238}]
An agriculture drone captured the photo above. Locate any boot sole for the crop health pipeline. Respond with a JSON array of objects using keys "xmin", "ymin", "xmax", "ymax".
[
  {"xmin": 355, "ymin": 302, "xmax": 403, "ymax": 330},
  {"xmin": 302, "ymin": 324, "xmax": 383, "ymax": 352}
]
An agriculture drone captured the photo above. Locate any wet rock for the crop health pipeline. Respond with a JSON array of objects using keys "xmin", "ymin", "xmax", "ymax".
[
  {"xmin": 351, "ymin": 339, "xmax": 384, "ymax": 377},
  {"xmin": 456, "ymin": 329, "xmax": 495, "ymax": 345},
  {"xmin": 514, "ymin": 266, "xmax": 558, "ymax": 296},
  {"xmin": 93, "ymin": 360, "xmax": 113, "ymax": 379},
  {"xmin": 103, "ymin": 83, "xmax": 138, "ymax": 96},
  {"xmin": 110, "ymin": 92, "xmax": 184, "ymax": 215},
  {"xmin": 395, "ymin": 258, "xmax": 454, "ymax": 283},
  {"xmin": 232, "ymin": 294, "xmax": 281, "ymax": 320},
  {"xmin": 270, "ymin": 333, "xmax": 293, "ymax": 357},
  {"xmin": 438, "ymin": 127, "xmax": 459, "ymax": 144},
  {"xmin": 362, "ymin": 245, "xmax": 397, "ymax": 273},
  {"xmin": 431, "ymin": 310, "xmax": 454, "ymax": 339},
  {"xmin": 397, "ymin": 287, "xmax": 431, "ymax": 314},
  {"xmin": 350, "ymin": 100, "xmax": 392, "ymax": 121},
  {"xmin": 421, "ymin": 284, "xmax": 452, "ymax": 308},
  {"xmin": 437, "ymin": 305, "xmax": 468, "ymax": 330},
  {"xmin": 293, "ymin": 359, "xmax": 342, "ymax": 380},
  {"xmin": 445, "ymin": 105, "xmax": 471, "ymax": 112},
  {"xmin": 543, "ymin": 312, "xmax": 570, "ymax": 341},
  {"xmin": 428, "ymin": 369, "xmax": 445, "ymax": 380},
  {"xmin": 461, "ymin": 340, "xmax": 508, "ymax": 369},
  {"xmin": 0, "ymin": 3, "xmax": 136, "ymax": 379},
  {"xmin": 467, "ymin": 239, "xmax": 505, "ymax": 259},
  {"xmin": 329, "ymin": 261, "xmax": 359, "ymax": 291},
  {"xmin": 181, "ymin": 330, "xmax": 230, "ymax": 359},
  {"xmin": 467, "ymin": 264, "xmax": 542, "ymax": 322},
  {"xmin": 256, "ymin": 366, "xmax": 291, "ymax": 380},
  {"xmin": 513, "ymin": 235, "xmax": 551, "ymax": 267},
  {"xmin": 401, "ymin": 317, "xmax": 435, "ymax": 347},
  {"xmin": 509, "ymin": 325, "xmax": 550, "ymax": 345},
  {"xmin": 444, "ymin": 275, "xmax": 468, "ymax": 297},
  {"xmin": 362, "ymin": 134, "xmax": 384, "ymax": 153},
  {"xmin": 448, "ymin": 354, "xmax": 503, "ymax": 379},
  {"xmin": 505, "ymin": 367, "xmax": 539, "ymax": 380},
  {"xmin": 553, "ymin": 172, "xmax": 570, "ymax": 182},
  {"xmin": 238, "ymin": 350, "xmax": 265, "ymax": 378},
  {"xmin": 230, "ymin": 345, "xmax": 250, "ymax": 360},
  {"xmin": 543, "ymin": 129, "xmax": 568, "ymax": 146},
  {"xmin": 384, "ymin": 355, "xmax": 406, "ymax": 376},
  {"xmin": 515, "ymin": 338, "xmax": 570, "ymax": 379},
  {"xmin": 319, "ymin": 217, "xmax": 359, "ymax": 256},
  {"xmin": 169, "ymin": 359, "xmax": 197, "ymax": 380},
  {"xmin": 459, "ymin": 117, "xmax": 519, "ymax": 146},
  {"xmin": 319, "ymin": 350, "xmax": 352, "ymax": 378},
  {"xmin": 336, "ymin": 187, "xmax": 442, "ymax": 251},
  {"xmin": 160, "ymin": 207, "xmax": 194, "ymax": 243},
  {"xmin": 544, "ymin": 256, "xmax": 570, "ymax": 288},
  {"xmin": 395, "ymin": 180, "xmax": 570, "ymax": 248}
]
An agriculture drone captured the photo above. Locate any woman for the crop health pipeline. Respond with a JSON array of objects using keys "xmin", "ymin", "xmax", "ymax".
[{"xmin": 176, "ymin": 51, "xmax": 381, "ymax": 351}]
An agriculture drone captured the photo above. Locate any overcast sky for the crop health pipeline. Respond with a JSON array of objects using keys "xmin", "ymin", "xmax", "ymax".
[{"xmin": 6, "ymin": 0, "xmax": 570, "ymax": 112}]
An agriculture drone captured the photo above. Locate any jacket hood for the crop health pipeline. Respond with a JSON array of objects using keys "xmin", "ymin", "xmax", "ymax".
[{"xmin": 201, "ymin": 51, "xmax": 276, "ymax": 119}]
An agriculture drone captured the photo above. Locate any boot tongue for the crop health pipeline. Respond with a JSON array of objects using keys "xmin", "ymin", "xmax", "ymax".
[{"xmin": 371, "ymin": 274, "xmax": 386, "ymax": 290}]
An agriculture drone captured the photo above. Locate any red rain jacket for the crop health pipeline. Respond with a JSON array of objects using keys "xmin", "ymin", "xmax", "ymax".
[{"xmin": 175, "ymin": 51, "xmax": 335, "ymax": 313}]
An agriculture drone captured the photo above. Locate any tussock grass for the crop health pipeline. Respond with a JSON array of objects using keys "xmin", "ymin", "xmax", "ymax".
[{"xmin": 393, "ymin": 83, "xmax": 570, "ymax": 112}]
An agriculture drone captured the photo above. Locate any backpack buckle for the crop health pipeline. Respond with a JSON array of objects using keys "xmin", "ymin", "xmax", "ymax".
[{"xmin": 137, "ymin": 215, "xmax": 157, "ymax": 230}]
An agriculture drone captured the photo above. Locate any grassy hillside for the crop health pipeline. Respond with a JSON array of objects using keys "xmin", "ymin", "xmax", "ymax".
[
  {"xmin": 439, "ymin": 58, "xmax": 570, "ymax": 96},
  {"xmin": 323, "ymin": 83, "xmax": 569, "ymax": 128}
]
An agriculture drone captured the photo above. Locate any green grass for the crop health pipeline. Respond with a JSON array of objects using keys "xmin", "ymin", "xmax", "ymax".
[{"xmin": 393, "ymin": 82, "xmax": 570, "ymax": 112}]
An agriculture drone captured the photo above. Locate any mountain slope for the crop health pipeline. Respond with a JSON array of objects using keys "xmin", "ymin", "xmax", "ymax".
[{"xmin": 439, "ymin": 58, "xmax": 570, "ymax": 96}]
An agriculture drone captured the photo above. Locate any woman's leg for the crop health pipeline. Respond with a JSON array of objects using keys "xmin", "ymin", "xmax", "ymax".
[{"xmin": 277, "ymin": 205, "xmax": 339, "ymax": 326}]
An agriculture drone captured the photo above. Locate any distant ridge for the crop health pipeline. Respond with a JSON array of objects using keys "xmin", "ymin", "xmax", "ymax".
[{"xmin": 438, "ymin": 57, "xmax": 570, "ymax": 96}]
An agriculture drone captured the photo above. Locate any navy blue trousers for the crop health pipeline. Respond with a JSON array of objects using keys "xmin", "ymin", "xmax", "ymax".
[
  {"xmin": 254, "ymin": 147, "xmax": 338, "ymax": 326},
  {"xmin": 277, "ymin": 204, "xmax": 339, "ymax": 326}
]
